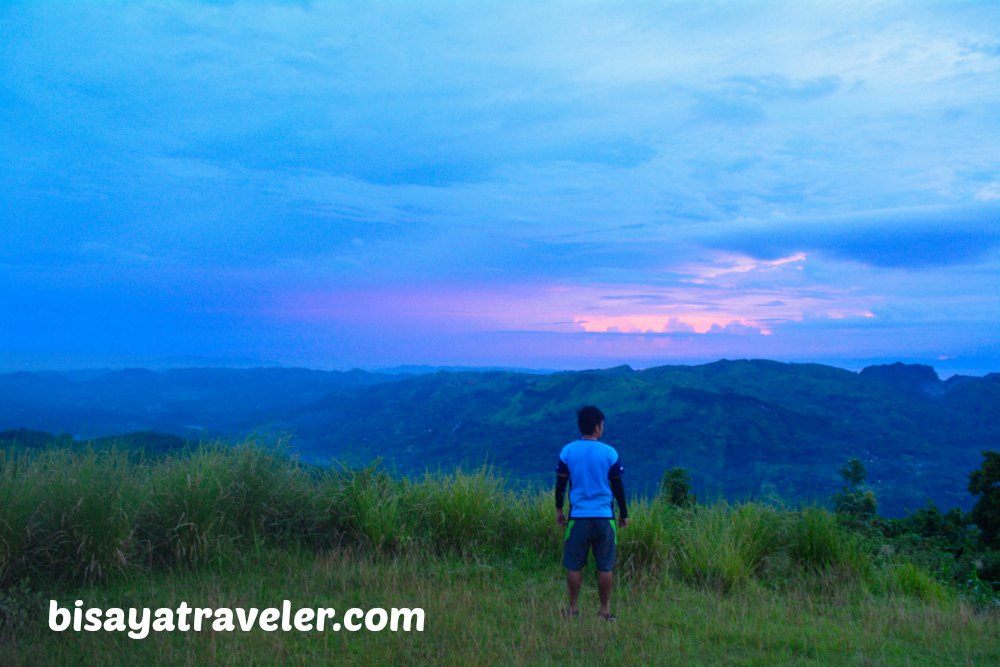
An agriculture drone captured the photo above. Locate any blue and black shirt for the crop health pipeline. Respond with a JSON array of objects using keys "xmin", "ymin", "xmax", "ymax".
[{"xmin": 555, "ymin": 439, "xmax": 628, "ymax": 519}]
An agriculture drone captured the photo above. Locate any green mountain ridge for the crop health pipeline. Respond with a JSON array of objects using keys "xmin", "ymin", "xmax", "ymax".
[
  {"xmin": 293, "ymin": 359, "xmax": 999, "ymax": 515},
  {"xmin": 1, "ymin": 360, "xmax": 998, "ymax": 516}
]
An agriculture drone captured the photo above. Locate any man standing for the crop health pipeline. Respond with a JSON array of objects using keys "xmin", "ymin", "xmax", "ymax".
[{"xmin": 555, "ymin": 405, "xmax": 629, "ymax": 621}]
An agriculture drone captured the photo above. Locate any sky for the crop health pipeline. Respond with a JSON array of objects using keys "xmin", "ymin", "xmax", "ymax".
[{"xmin": 1, "ymin": 1, "xmax": 999, "ymax": 375}]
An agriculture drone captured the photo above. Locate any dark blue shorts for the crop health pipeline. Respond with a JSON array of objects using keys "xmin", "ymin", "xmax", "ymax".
[{"xmin": 563, "ymin": 517, "xmax": 617, "ymax": 572}]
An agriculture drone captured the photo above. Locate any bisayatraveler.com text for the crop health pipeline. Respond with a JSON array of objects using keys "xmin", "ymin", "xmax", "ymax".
[{"xmin": 49, "ymin": 600, "xmax": 425, "ymax": 638}]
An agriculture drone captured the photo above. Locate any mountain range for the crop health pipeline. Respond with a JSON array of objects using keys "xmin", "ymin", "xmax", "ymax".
[{"xmin": 2, "ymin": 360, "xmax": 997, "ymax": 516}]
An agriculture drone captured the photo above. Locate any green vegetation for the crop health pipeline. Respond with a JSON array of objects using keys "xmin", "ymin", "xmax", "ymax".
[
  {"xmin": 291, "ymin": 361, "xmax": 1000, "ymax": 516},
  {"xmin": 659, "ymin": 466, "xmax": 696, "ymax": 508},
  {"xmin": 1, "ymin": 442, "xmax": 998, "ymax": 665},
  {"xmin": 832, "ymin": 457, "xmax": 878, "ymax": 522},
  {"xmin": 970, "ymin": 451, "xmax": 1000, "ymax": 550}
]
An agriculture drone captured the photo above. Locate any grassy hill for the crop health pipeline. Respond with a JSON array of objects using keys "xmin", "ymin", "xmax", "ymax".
[{"xmin": 0, "ymin": 442, "xmax": 997, "ymax": 665}]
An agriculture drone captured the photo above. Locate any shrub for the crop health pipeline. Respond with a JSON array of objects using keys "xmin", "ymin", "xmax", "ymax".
[
  {"xmin": 658, "ymin": 467, "xmax": 696, "ymax": 508},
  {"xmin": 969, "ymin": 450, "xmax": 1000, "ymax": 549}
]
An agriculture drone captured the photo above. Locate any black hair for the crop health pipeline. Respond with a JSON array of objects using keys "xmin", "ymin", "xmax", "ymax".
[{"xmin": 577, "ymin": 405, "xmax": 605, "ymax": 436}]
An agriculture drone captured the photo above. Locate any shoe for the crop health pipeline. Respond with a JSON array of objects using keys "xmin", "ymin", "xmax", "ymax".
[
  {"xmin": 561, "ymin": 608, "xmax": 579, "ymax": 619},
  {"xmin": 598, "ymin": 612, "xmax": 617, "ymax": 622}
]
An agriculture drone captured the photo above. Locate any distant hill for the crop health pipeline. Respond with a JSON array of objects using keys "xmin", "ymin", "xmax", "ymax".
[
  {"xmin": 1, "ymin": 361, "xmax": 997, "ymax": 515},
  {"xmin": 0, "ymin": 367, "xmax": 400, "ymax": 441},
  {"xmin": 0, "ymin": 428, "xmax": 192, "ymax": 456}
]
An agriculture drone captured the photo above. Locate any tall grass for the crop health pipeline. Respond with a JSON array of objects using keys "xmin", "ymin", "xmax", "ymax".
[
  {"xmin": 788, "ymin": 506, "xmax": 871, "ymax": 580},
  {"xmin": 328, "ymin": 464, "xmax": 409, "ymax": 551},
  {"xmin": 0, "ymin": 447, "xmax": 144, "ymax": 584},
  {"xmin": 670, "ymin": 502, "xmax": 784, "ymax": 591},
  {"xmin": 0, "ymin": 440, "xmax": 963, "ymax": 608},
  {"xmin": 616, "ymin": 497, "xmax": 674, "ymax": 579}
]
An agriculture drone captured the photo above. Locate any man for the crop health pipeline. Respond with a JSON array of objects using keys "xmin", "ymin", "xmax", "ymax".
[{"xmin": 555, "ymin": 405, "xmax": 629, "ymax": 621}]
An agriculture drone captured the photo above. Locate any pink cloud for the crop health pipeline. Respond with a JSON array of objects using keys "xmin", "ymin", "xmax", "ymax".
[{"xmin": 257, "ymin": 252, "xmax": 883, "ymax": 365}]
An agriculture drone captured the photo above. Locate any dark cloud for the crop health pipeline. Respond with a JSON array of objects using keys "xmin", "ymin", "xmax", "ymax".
[{"xmin": 704, "ymin": 204, "xmax": 1000, "ymax": 268}]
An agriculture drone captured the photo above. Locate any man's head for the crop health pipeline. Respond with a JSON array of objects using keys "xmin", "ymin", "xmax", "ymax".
[{"xmin": 577, "ymin": 405, "xmax": 605, "ymax": 437}]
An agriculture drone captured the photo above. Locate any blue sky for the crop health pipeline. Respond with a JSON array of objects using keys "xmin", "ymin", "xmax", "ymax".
[{"xmin": 2, "ymin": 1, "xmax": 998, "ymax": 374}]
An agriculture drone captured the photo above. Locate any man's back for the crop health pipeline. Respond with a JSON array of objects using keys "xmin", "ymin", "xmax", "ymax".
[
  {"xmin": 558, "ymin": 439, "xmax": 622, "ymax": 519},
  {"xmin": 555, "ymin": 405, "xmax": 628, "ymax": 621}
]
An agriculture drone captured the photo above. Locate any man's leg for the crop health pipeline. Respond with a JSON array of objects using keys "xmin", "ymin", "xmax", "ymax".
[
  {"xmin": 597, "ymin": 570, "xmax": 613, "ymax": 617},
  {"xmin": 566, "ymin": 570, "xmax": 583, "ymax": 614},
  {"xmin": 562, "ymin": 519, "xmax": 587, "ymax": 616},
  {"xmin": 594, "ymin": 519, "xmax": 617, "ymax": 619}
]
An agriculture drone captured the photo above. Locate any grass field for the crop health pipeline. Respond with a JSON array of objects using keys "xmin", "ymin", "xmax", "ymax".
[
  {"xmin": 3, "ymin": 546, "xmax": 998, "ymax": 666},
  {"xmin": 1, "ymin": 442, "xmax": 998, "ymax": 665}
]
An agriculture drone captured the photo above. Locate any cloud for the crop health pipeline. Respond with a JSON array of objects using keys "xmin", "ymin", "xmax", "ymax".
[
  {"xmin": 723, "ymin": 75, "xmax": 842, "ymax": 101},
  {"xmin": 691, "ymin": 94, "xmax": 766, "ymax": 126},
  {"xmin": 699, "ymin": 204, "xmax": 1000, "ymax": 268},
  {"xmin": 978, "ymin": 183, "xmax": 1000, "ymax": 201},
  {"xmin": 2, "ymin": 1, "xmax": 999, "ymax": 370},
  {"xmin": 708, "ymin": 321, "xmax": 766, "ymax": 336}
]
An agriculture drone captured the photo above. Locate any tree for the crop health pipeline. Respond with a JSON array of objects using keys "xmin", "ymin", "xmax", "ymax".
[
  {"xmin": 659, "ymin": 467, "xmax": 695, "ymax": 507},
  {"xmin": 888, "ymin": 501, "xmax": 973, "ymax": 556},
  {"xmin": 839, "ymin": 458, "xmax": 867, "ymax": 487},
  {"xmin": 833, "ymin": 457, "xmax": 877, "ymax": 520},
  {"xmin": 969, "ymin": 450, "xmax": 1000, "ymax": 549}
]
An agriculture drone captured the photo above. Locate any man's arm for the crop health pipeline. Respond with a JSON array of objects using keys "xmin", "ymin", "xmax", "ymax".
[
  {"xmin": 609, "ymin": 476, "xmax": 628, "ymax": 527},
  {"xmin": 608, "ymin": 458, "xmax": 628, "ymax": 528},
  {"xmin": 555, "ymin": 459, "xmax": 569, "ymax": 527}
]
